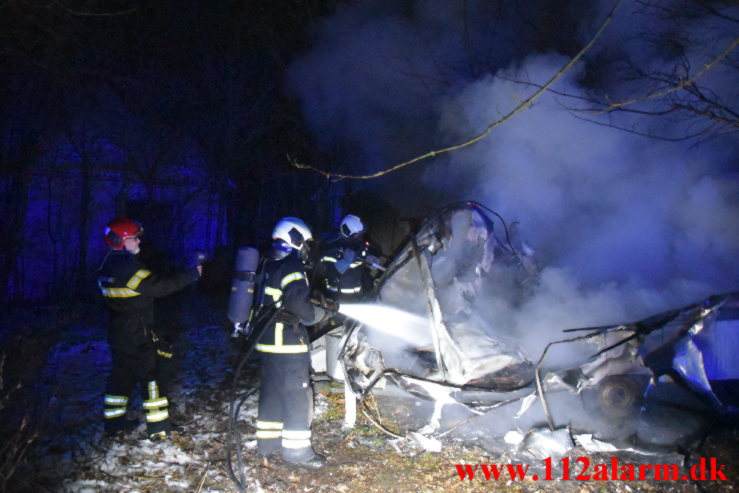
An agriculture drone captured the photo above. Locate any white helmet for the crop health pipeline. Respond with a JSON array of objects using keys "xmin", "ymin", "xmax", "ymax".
[
  {"xmin": 272, "ymin": 217, "xmax": 313, "ymax": 250},
  {"xmin": 340, "ymin": 214, "xmax": 365, "ymax": 238}
]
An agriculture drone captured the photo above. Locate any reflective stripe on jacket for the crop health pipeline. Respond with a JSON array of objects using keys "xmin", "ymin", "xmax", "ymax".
[
  {"xmin": 97, "ymin": 250, "xmax": 199, "ymax": 351},
  {"xmin": 319, "ymin": 238, "xmax": 366, "ymax": 298},
  {"xmin": 255, "ymin": 251, "xmax": 315, "ymax": 354}
]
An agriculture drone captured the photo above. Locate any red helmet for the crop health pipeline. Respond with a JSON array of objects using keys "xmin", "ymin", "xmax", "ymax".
[{"xmin": 104, "ymin": 218, "xmax": 143, "ymax": 249}]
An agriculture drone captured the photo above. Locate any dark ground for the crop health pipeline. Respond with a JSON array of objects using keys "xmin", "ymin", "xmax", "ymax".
[{"xmin": 0, "ymin": 296, "xmax": 736, "ymax": 492}]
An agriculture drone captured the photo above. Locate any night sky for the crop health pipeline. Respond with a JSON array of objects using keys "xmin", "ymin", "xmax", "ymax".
[{"xmin": 1, "ymin": 0, "xmax": 737, "ymax": 316}]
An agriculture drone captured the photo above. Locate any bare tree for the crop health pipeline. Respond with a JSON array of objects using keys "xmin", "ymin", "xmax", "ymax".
[{"xmin": 558, "ymin": 1, "xmax": 738, "ymax": 141}]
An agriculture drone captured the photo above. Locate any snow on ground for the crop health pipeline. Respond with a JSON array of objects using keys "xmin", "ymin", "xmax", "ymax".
[
  {"xmin": 8, "ymin": 298, "xmax": 284, "ymax": 492},
  {"xmin": 5, "ymin": 297, "xmax": 735, "ymax": 492}
]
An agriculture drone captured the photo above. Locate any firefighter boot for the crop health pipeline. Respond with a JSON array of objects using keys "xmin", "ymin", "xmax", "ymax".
[{"xmin": 149, "ymin": 431, "xmax": 167, "ymax": 442}]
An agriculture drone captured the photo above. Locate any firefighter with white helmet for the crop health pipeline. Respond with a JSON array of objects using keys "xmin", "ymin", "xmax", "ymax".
[
  {"xmin": 254, "ymin": 217, "xmax": 328, "ymax": 470},
  {"xmin": 319, "ymin": 214, "xmax": 382, "ymax": 302},
  {"xmin": 97, "ymin": 218, "xmax": 201, "ymax": 442},
  {"xmin": 339, "ymin": 214, "xmax": 364, "ymax": 240}
]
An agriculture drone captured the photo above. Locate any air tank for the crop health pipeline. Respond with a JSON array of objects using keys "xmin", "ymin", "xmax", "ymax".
[{"xmin": 227, "ymin": 246, "xmax": 260, "ymax": 324}]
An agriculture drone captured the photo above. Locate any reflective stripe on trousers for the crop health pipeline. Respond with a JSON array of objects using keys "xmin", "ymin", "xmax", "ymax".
[
  {"xmin": 143, "ymin": 380, "xmax": 170, "ymax": 424},
  {"xmin": 103, "ymin": 394, "xmax": 128, "ymax": 419},
  {"xmin": 257, "ymin": 350, "xmax": 313, "ymax": 458}
]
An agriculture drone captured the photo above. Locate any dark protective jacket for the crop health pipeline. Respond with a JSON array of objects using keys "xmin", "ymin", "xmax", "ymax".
[
  {"xmin": 255, "ymin": 250, "xmax": 317, "ymax": 354},
  {"xmin": 97, "ymin": 250, "xmax": 200, "ymax": 355},
  {"xmin": 318, "ymin": 236, "xmax": 375, "ymax": 301}
]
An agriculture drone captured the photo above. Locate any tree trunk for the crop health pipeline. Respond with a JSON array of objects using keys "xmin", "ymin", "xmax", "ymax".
[
  {"xmin": 0, "ymin": 155, "xmax": 33, "ymax": 301},
  {"xmin": 75, "ymin": 156, "xmax": 93, "ymax": 297}
]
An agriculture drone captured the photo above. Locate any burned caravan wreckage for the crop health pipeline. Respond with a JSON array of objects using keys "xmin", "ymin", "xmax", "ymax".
[{"xmin": 334, "ymin": 201, "xmax": 738, "ymax": 458}]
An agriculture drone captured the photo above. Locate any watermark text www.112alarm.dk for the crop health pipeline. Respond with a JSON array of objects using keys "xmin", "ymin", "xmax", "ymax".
[{"xmin": 455, "ymin": 457, "xmax": 728, "ymax": 482}]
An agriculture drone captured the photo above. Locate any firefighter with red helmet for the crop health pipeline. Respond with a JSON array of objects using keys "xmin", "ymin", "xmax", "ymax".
[
  {"xmin": 254, "ymin": 217, "xmax": 328, "ymax": 470},
  {"xmin": 97, "ymin": 218, "xmax": 201, "ymax": 442}
]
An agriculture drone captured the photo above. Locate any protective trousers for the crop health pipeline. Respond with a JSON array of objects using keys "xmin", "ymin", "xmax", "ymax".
[
  {"xmin": 256, "ymin": 350, "xmax": 314, "ymax": 461},
  {"xmin": 103, "ymin": 345, "xmax": 171, "ymax": 436},
  {"xmin": 154, "ymin": 338, "xmax": 180, "ymax": 404}
]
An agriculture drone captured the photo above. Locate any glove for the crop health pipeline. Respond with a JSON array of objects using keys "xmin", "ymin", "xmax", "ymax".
[
  {"xmin": 231, "ymin": 322, "xmax": 252, "ymax": 339},
  {"xmin": 336, "ymin": 247, "xmax": 355, "ymax": 274}
]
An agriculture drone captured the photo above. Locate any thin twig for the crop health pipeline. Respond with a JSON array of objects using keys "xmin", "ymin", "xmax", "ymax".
[
  {"xmin": 601, "ymin": 36, "xmax": 739, "ymax": 113},
  {"xmin": 290, "ymin": 0, "xmax": 623, "ymax": 181},
  {"xmin": 360, "ymin": 407, "xmax": 404, "ymax": 439},
  {"xmin": 195, "ymin": 461, "xmax": 210, "ymax": 493},
  {"xmin": 53, "ymin": 0, "xmax": 137, "ymax": 16}
]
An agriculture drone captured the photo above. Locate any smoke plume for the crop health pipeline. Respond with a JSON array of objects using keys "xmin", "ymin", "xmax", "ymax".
[{"xmin": 287, "ymin": 0, "xmax": 738, "ymax": 334}]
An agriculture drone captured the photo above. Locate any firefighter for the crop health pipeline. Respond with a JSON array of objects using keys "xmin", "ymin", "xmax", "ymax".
[
  {"xmin": 254, "ymin": 217, "xmax": 328, "ymax": 470},
  {"xmin": 318, "ymin": 214, "xmax": 381, "ymax": 303},
  {"xmin": 140, "ymin": 243, "xmax": 190, "ymax": 423},
  {"xmin": 97, "ymin": 218, "xmax": 201, "ymax": 442}
]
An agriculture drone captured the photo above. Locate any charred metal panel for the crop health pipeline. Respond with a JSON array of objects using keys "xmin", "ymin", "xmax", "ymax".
[{"xmin": 338, "ymin": 201, "xmax": 737, "ymax": 458}]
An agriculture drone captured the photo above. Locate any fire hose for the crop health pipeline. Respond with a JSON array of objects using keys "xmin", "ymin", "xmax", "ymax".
[{"xmin": 225, "ymin": 304, "xmax": 279, "ymax": 492}]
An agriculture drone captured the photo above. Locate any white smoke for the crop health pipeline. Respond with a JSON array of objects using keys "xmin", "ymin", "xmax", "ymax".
[
  {"xmin": 432, "ymin": 52, "xmax": 738, "ymax": 328},
  {"xmin": 286, "ymin": 0, "xmax": 739, "ymax": 334}
]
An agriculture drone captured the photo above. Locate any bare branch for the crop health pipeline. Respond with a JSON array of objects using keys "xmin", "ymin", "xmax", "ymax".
[
  {"xmin": 290, "ymin": 0, "xmax": 624, "ymax": 181},
  {"xmin": 52, "ymin": 0, "xmax": 137, "ymax": 17},
  {"xmin": 675, "ymin": 103, "xmax": 739, "ymax": 127},
  {"xmin": 567, "ymin": 110, "xmax": 716, "ymax": 142},
  {"xmin": 635, "ymin": 0, "xmax": 739, "ymax": 24},
  {"xmin": 496, "ymin": 45, "xmax": 739, "ymax": 132},
  {"xmin": 600, "ymin": 36, "xmax": 739, "ymax": 112}
]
